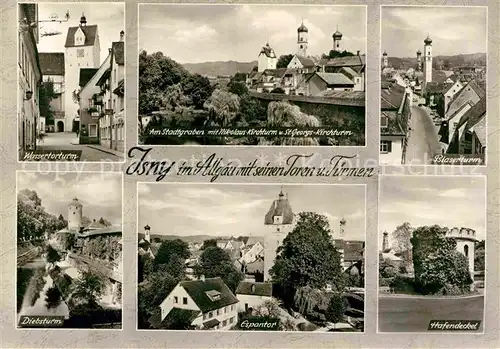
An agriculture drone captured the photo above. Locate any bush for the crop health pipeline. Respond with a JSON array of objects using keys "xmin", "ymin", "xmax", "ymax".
[
  {"xmin": 379, "ymin": 277, "xmax": 394, "ymax": 287},
  {"xmin": 390, "ymin": 276, "xmax": 417, "ymax": 294},
  {"xmin": 442, "ymin": 284, "xmax": 464, "ymax": 296}
]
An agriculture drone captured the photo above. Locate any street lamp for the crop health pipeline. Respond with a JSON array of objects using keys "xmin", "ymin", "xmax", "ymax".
[{"xmin": 24, "ymin": 90, "xmax": 33, "ymax": 101}]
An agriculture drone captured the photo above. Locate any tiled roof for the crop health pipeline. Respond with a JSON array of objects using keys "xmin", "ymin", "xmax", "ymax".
[
  {"xmin": 236, "ymin": 281, "xmax": 272, "ymax": 297},
  {"xmin": 381, "ymin": 83, "xmax": 406, "ymax": 110},
  {"xmin": 343, "ymin": 241, "xmax": 365, "ymax": 262},
  {"xmin": 79, "ymin": 68, "xmax": 99, "ymax": 87},
  {"xmin": 432, "ymin": 69, "xmax": 450, "ymax": 84},
  {"xmin": 315, "ymin": 72, "xmax": 354, "ymax": 86},
  {"xmin": 459, "ymin": 98, "xmax": 486, "ymax": 131},
  {"xmin": 264, "ymin": 190, "xmax": 294, "ymax": 225},
  {"xmin": 325, "ymin": 55, "xmax": 365, "ymax": 68},
  {"xmin": 160, "ymin": 308, "xmax": 200, "ymax": 329},
  {"xmin": 112, "ymin": 41, "xmax": 124, "ymax": 65},
  {"xmin": 263, "ymin": 68, "xmax": 288, "ymax": 78},
  {"xmin": 381, "ymin": 111, "xmax": 405, "ymax": 136},
  {"xmin": 296, "ymin": 55, "xmax": 316, "ymax": 67},
  {"xmin": 65, "ymin": 25, "xmax": 98, "ymax": 48},
  {"xmin": 339, "ymin": 67, "xmax": 360, "ymax": 80},
  {"xmin": 75, "ymin": 225, "xmax": 121, "ymax": 238},
  {"xmin": 425, "ymin": 82, "xmax": 452, "ymax": 94},
  {"xmin": 180, "ymin": 277, "xmax": 239, "ymax": 313},
  {"xmin": 39, "ymin": 53, "xmax": 65, "ymax": 75}
]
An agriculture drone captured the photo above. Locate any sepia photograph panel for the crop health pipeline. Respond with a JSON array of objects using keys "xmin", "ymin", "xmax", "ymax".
[
  {"xmin": 138, "ymin": 4, "xmax": 367, "ymax": 146},
  {"xmin": 16, "ymin": 172, "xmax": 123, "ymax": 329},
  {"xmin": 380, "ymin": 6, "xmax": 487, "ymax": 166},
  {"xmin": 378, "ymin": 175, "xmax": 485, "ymax": 333},
  {"xmin": 18, "ymin": 3, "xmax": 125, "ymax": 162},
  {"xmin": 137, "ymin": 183, "xmax": 366, "ymax": 332}
]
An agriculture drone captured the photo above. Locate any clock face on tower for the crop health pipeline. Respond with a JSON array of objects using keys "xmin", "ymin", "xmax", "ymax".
[{"xmin": 77, "ymin": 49, "xmax": 84, "ymax": 58}]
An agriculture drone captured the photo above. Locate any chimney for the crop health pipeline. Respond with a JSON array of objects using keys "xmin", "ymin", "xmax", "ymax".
[
  {"xmin": 357, "ymin": 50, "xmax": 360, "ymax": 56},
  {"xmin": 120, "ymin": 30, "xmax": 124, "ymax": 42},
  {"xmin": 382, "ymin": 231, "xmax": 389, "ymax": 252}
]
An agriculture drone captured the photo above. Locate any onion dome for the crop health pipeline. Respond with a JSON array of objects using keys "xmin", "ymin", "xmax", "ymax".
[
  {"xmin": 424, "ymin": 35, "xmax": 432, "ymax": 45},
  {"xmin": 416, "ymin": 49, "xmax": 422, "ymax": 55},
  {"xmin": 144, "ymin": 224, "xmax": 151, "ymax": 230},
  {"xmin": 80, "ymin": 13, "xmax": 87, "ymax": 26},
  {"xmin": 340, "ymin": 217, "xmax": 347, "ymax": 226},
  {"xmin": 333, "ymin": 25, "xmax": 343, "ymax": 39},
  {"xmin": 383, "ymin": 50, "xmax": 387, "ymax": 56},
  {"xmin": 297, "ymin": 21, "xmax": 308, "ymax": 33}
]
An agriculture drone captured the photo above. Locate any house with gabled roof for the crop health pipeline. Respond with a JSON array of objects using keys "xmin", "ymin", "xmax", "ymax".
[
  {"xmin": 235, "ymin": 281, "xmax": 273, "ymax": 314},
  {"xmin": 447, "ymin": 98, "xmax": 486, "ymax": 155},
  {"xmin": 301, "ymin": 72, "xmax": 355, "ymax": 96},
  {"xmin": 150, "ymin": 277, "xmax": 239, "ymax": 330}
]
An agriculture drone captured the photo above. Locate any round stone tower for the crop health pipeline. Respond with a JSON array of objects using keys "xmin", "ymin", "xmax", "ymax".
[
  {"xmin": 446, "ymin": 227, "xmax": 477, "ymax": 280},
  {"xmin": 68, "ymin": 197, "xmax": 83, "ymax": 230}
]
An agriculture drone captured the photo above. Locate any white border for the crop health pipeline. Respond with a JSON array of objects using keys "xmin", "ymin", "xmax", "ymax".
[
  {"xmin": 14, "ymin": 170, "xmax": 125, "ymax": 331},
  {"xmin": 376, "ymin": 173, "xmax": 487, "ymax": 334},
  {"xmin": 136, "ymin": 3, "xmax": 368, "ymax": 148},
  {"xmin": 16, "ymin": 2, "xmax": 127, "ymax": 164},
  {"xmin": 378, "ymin": 4, "xmax": 488, "ymax": 168},
  {"xmin": 135, "ymin": 181, "xmax": 367, "ymax": 333}
]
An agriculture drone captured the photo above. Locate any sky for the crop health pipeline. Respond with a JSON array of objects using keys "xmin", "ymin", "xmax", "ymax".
[
  {"xmin": 17, "ymin": 172, "xmax": 122, "ymax": 225},
  {"xmin": 36, "ymin": 3, "xmax": 124, "ymax": 65},
  {"xmin": 382, "ymin": 6, "xmax": 487, "ymax": 58},
  {"xmin": 139, "ymin": 4, "xmax": 367, "ymax": 64},
  {"xmin": 138, "ymin": 184, "xmax": 366, "ymax": 240},
  {"xmin": 379, "ymin": 176, "xmax": 486, "ymax": 249}
]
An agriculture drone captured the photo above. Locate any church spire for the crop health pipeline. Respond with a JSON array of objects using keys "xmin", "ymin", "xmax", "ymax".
[{"xmin": 80, "ymin": 12, "xmax": 87, "ymax": 26}]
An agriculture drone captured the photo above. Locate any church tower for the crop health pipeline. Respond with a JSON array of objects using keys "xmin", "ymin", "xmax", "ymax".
[
  {"xmin": 416, "ymin": 49, "xmax": 422, "ymax": 71},
  {"xmin": 332, "ymin": 25, "xmax": 343, "ymax": 52},
  {"xmin": 263, "ymin": 188, "xmax": 295, "ymax": 282},
  {"xmin": 67, "ymin": 197, "xmax": 83, "ymax": 230},
  {"xmin": 257, "ymin": 42, "xmax": 277, "ymax": 72},
  {"xmin": 144, "ymin": 224, "xmax": 151, "ymax": 243},
  {"xmin": 64, "ymin": 13, "xmax": 100, "ymax": 132},
  {"xmin": 382, "ymin": 51, "xmax": 388, "ymax": 69},
  {"xmin": 297, "ymin": 20, "xmax": 308, "ymax": 56},
  {"xmin": 382, "ymin": 231, "xmax": 389, "ymax": 252},
  {"xmin": 423, "ymin": 35, "xmax": 433, "ymax": 89}
]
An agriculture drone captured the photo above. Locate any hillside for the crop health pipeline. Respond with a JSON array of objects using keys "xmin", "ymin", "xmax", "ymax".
[
  {"xmin": 387, "ymin": 53, "xmax": 486, "ymax": 70},
  {"xmin": 137, "ymin": 234, "xmax": 263, "ymax": 245},
  {"xmin": 182, "ymin": 60, "xmax": 257, "ymax": 77}
]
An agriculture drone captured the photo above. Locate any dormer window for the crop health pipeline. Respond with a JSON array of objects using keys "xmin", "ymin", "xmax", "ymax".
[
  {"xmin": 205, "ymin": 290, "xmax": 221, "ymax": 302},
  {"xmin": 381, "ymin": 114, "xmax": 388, "ymax": 128}
]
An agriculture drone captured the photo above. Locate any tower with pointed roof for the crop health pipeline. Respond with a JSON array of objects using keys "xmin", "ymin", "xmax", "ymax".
[
  {"xmin": 423, "ymin": 34, "xmax": 433, "ymax": 90},
  {"xmin": 263, "ymin": 188, "xmax": 295, "ymax": 282},
  {"xmin": 332, "ymin": 25, "xmax": 343, "ymax": 52},
  {"xmin": 382, "ymin": 51, "xmax": 388, "ymax": 69},
  {"xmin": 257, "ymin": 42, "xmax": 277, "ymax": 72},
  {"xmin": 297, "ymin": 20, "xmax": 308, "ymax": 56},
  {"xmin": 68, "ymin": 197, "xmax": 83, "ymax": 230},
  {"xmin": 64, "ymin": 13, "xmax": 100, "ymax": 132}
]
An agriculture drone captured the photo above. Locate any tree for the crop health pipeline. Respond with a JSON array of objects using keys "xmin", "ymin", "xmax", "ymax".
[
  {"xmin": 203, "ymin": 89, "xmax": 240, "ymax": 127},
  {"xmin": 81, "ymin": 216, "xmax": 92, "ymax": 227},
  {"xmin": 98, "ymin": 217, "xmax": 112, "ymax": 227},
  {"xmin": 325, "ymin": 293, "xmax": 346, "ymax": 329},
  {"xmin": 228, "ymin": 81, "xmax": 248, "ymax": 97},
  {"xmin": 411, "ymin": 225, "xmax": 473, "ymax": 294},
  {"xmin": 154, "ymin": 239, "xmax": 190, "ymax": 267},
  {"xmin": 182, "ymin": 74, "xmax": 214, "ymax": 109},
  {"xmin": 72, "ymin": 270, "xmax": 105, "ymax": 307},
  {"xmin": 201, "ymin": 239, "xmax": 218, "ymax": 250},
  {"xmin": 237, "ymin": 94, "xmax": 267, "ymax": 127},
  {"xmin": 322, "ymin": 50, "xmax": 355, "ymax": 59},
  {"xmin": 270, "ymin": 212, "xmax": 345, "ymax": 299},
  {"xmin": 474, "ymin": 241, "xmax": 485, "ymax": 271},
  {"xmin": 45, "ymin": 286, "xmax": 62, "ymax": 309},
  {"xmin": 392, "ymin": 222, "xmax": 413, "ymax": 269},
  {"xmin": 46, "ymin": 245, "xmax": 61, "ymax": 266},
  {"xmin": 231, "ymin": 72, "xmax": 248, "ymax": 83},
  {"xmin": 277, "ymin": 54, "xmax": 294, "ymax": 69},
  {"xmin": 194, "ymin": 246, "xmax": 243, "ymax": 292},
  {"xmin": 39, "ymin": 79, "xmax": 57, "ymax": 125}
]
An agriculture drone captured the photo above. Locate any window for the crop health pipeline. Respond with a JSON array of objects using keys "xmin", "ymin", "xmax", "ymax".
[
  {"xmin": 174, "ymin": 296, "xmax": 178, "ymax": 304},
  {"xmin": 380, "ymin": 140, "xmax": 392, "ymax": 153},
  {"xmin": 381, "ymin": 115, "xmax": 388, "ymax": 128},
  {"xmin": 229, "ymin": 317, "xmax": 234, "ymax": 324},
  {"xmin": 203, "ymin": 313, "xmax": 207, "ymax": 320},
  {"xmin": 245, "ymin": 303, "xmax": 248, "ymax": 312},
  {"xmin": 224, "ymin": 306, "xmax": 228, "ymax": 313},
  {"xmin": 464, "ymin": 245, "xmax": 469, "ymax": 257},
  {"xmin": 216, "ymin": 309, "xmax": 220, "ymax": 316},
  {"xmin": 77, "ymin": 49, "xmax": 84, "ymax": 58},
  {"xmin": 89, "ymin": 124, "xmax": 98, "ymax": 137},
  {"xmin": 222, "ymin": 320, "xmax": 227, "ymax": 327},
  {"xmin": 231, "ymin": 305, "xmax": 234, "ymax": 311},
  {"xmin": 209, "ymin": 311, "xmax": 213, "ymax": 318},
  {"xmin": 182, "ymin": 297, "xmax": 188, "ymax": 305}
]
